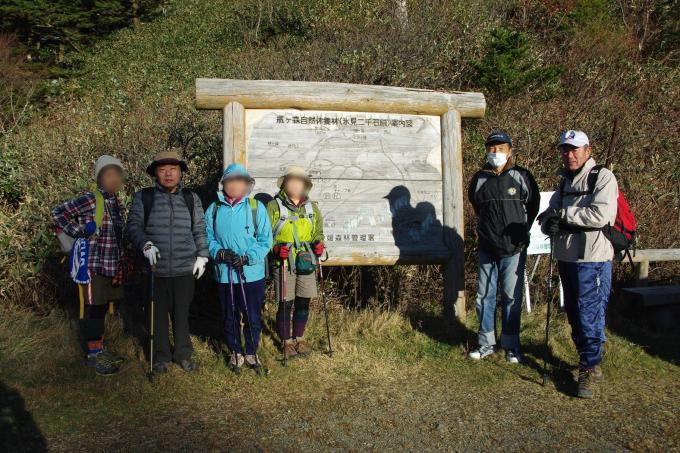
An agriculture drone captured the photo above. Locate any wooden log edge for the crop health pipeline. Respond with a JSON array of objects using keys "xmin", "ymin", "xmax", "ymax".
[{"xmin": 197, "ymin": 79, "xmax": 486, "ymax": 118}]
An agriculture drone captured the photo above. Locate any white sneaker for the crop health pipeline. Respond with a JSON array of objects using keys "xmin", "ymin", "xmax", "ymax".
[
  {"xmin": 228, "ymin": 352, "xmax": 244, "ymax": 372},
  {"xmin": 505, "ymin": 349, "xmax": 522, "ymax": 364},
  {"xmin": 469, "ymin": 345, "xmax": 494, "ymax": 360}
]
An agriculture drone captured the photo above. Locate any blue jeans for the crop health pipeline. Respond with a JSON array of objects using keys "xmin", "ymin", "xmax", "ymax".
[
  {"xmin": 558, "ymin": 261, "xmax": 612, "ymax": 369},
  {"xmin": 475, "ymin": 249, "xmax": 526, "ymax": 349}
]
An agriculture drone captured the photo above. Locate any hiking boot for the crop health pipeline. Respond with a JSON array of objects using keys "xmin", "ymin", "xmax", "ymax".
[
  {"xmin": 99, "ymin": 348, "xmax": 124, "ymax": 366},
  {"xmin": 245, "ymin": 354, "xmax": 262, "ymax": 369},
  {"xmin": 86, "ymin": 355, "xmax": 120, "ymax": 376},
  {"xmin": 283, "ymin": 339, "xmax": 298, "ymax": 359},
  {"xmin": 295, "ymin": 338, "xmax": 312, "ymax": 356},
  {"xmin": 577, "ymin": 368, "xmax": 596, "ymax": 399},
  {"xmin": 228, "ymin": 353, "xmax": 244, "ymax": 374},
  {"xmin": 179, "ymin": 359, "xmax": 200, "ymax": 372},
  {"xmin": 152, "ymin": 361, "xmax": 170, "ymax": 374},
  {"xmin": 469, "ymin": 345, "xmax": 494, "ymax": 360},
  {"xmin": 572, "ymin": 365, "xmax": 603, "ymax": 382},
  {"xmin": 505, "ymin": 348, "xmax": 522, "ymax": 364}
]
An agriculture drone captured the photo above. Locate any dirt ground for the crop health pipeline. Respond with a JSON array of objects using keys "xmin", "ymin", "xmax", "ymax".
[{"xmin": 1, "ymin": 304, "xmax": 678, "ymax": 452}]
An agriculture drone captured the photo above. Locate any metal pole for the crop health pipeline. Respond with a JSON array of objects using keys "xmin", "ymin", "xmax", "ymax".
[
  {"xmin": 317, "ymin": 262, "xmax": 333, "ymax": 356},
  {"xmin": 542, "ymin": 237, "xmax": 554, "ymax": 386},
  {"xmin": 281, "ymin": 261, "xmax": 288, "ymax": 366},
  {"xmin": 147, "ymin": 266, "xmax": 156, "ymax": 381}
]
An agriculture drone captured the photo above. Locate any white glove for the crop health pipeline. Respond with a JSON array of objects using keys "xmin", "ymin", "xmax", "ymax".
[
  {"xmin": 143, "ymin": 242, "xmax": 160, "ymax": 267},
  {"xmin": 193, "ymin": 256, "xmax": 209, "ymax": 279}
]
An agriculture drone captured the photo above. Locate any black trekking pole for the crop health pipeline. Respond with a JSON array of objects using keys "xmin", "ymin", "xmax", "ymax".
[
  {"xmin": 280, "ymin": 260, "xmax": 288, "ymax": 366},
  {"xmin": 228, "ymin": 265, "xmax": 241, "ymax": 374},
  {"xmin": 147, "ymin": 266, "xmax": 156, "ymax": 382},
  {"xmin": 542, "ymin": 236, "xmax": 555, "ymax": 386},
  {"xmin": 238, "ymin": 267, "xmax": 268, "ymax": 376},
  {"xmin": 317, "ymin": 254, "xmax": 332, "ymax": 356}
]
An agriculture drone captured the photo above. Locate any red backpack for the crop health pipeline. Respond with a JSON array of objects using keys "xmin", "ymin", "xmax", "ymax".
[{"xmin": 560, "ymin": 165, "xmax": 637, "ymax": 265}]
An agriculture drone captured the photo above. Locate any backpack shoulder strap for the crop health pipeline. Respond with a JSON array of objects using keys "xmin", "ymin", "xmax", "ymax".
[
  {"xmin": 182, "ymin": 188, "xmax": 195, "ymax": 228},
  {"xmin": 304, "ymin": 201, "xmax": 316, "ymax": 233},
  {"xmin": 561, "ymin": 165, "xmax": 603, "ymax": 197},
  {"xmin": 272, "ymin": 197, "xmax": 289, "ymax": 237},
  {"xmin": 141, "ymin": 187, "xmax": 155, "ymax": 228},
  {"xmin": 93, "ymin": 189, "xmax": 105, "ymax": 227},
  {"xmin": 247, "ymin": 197, "xmax": 258, "ymax": 238},
  {"xmin": 586, "ymin": 165, "xmax": 604, "ymax": 195},
  {"xmin": 211, "ymin": 202, "xmax": 219, "ymax": 234}
]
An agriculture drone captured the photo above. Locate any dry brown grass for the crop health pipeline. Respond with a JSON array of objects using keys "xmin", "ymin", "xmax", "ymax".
[{"xmin": 1, "ymin": 301, "xmax": 678, "ymax": 451}]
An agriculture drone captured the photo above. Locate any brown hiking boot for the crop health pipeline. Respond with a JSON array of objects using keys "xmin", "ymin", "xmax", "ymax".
[
  {"xmin": 572, "ymin": 365, "xmax": 603, "ymax": 382},
  {"xmin": 577, "ymin": 368, "xmax": 596, "ymax": 399},
  {"xmin": 295, "ymin": 338, "xmax": 312, "ymax": 356},
  {"xmin": 283, "ymin": 339, "xmax": 298, "ymax": 359}
]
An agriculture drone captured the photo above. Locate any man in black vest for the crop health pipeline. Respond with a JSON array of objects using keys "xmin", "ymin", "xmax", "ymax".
[
  {"xmin": 126, "ymin": 150, "xmax": 209, "ymax": 374},
  {"xmin": 467, "ymin": 132, "xmax": 540, "ymax": 363}
]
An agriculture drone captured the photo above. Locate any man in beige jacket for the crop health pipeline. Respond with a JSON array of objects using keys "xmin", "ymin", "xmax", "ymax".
[{"xmin": 537, "ymin": 130, "xmax": 618, "ymax": 399}]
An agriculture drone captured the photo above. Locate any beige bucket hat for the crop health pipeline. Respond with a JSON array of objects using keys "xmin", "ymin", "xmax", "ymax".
[
  {"xmin": 146, "ymin": 150, "xmax": 189, "ymax": 176},
  {"xmin": 277, "ymin": 165, "xmax": 313, "ymax": 190}
]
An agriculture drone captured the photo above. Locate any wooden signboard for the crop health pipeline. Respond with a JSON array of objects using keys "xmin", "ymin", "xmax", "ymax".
[{"xmin": 196, "ymin": 79, "xmax": 486, "ymax": 321}]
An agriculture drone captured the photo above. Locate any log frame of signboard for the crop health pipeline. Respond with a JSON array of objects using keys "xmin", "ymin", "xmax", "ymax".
[{"xmin": 201, "ymin": 79, "xmax": 485, "ymax": 321}]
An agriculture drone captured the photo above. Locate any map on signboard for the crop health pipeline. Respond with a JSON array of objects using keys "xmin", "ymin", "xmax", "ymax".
[{"xmin": 245, "ymin": 109, "xmax": 448, "ymax": 263}]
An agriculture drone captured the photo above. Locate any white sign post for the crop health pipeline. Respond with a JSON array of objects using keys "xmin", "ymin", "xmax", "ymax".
[{"xmin": 525, "ymin": 191, "xmax": 564, "ymax": 312}]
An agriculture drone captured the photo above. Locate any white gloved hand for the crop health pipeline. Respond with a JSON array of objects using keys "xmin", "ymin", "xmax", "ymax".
[
  {"xmin": 193, "ymin": 256, "xmax": 209, "ymax": 279},
  {"xmin": 143, "ymin": 241, "xmax": 160, "ymax": 267}
]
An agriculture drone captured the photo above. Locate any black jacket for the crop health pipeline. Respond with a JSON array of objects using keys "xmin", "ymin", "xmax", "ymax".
[{"xmin": 468, "ymin": 162, "xmax": 540, "ymax": 258}]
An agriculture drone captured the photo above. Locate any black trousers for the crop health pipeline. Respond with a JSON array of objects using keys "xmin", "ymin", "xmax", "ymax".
[{"xmin": 153, "ymin": 274, "xmax": 195, "ymax": 364}]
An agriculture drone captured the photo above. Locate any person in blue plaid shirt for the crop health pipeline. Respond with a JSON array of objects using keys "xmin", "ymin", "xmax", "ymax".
[{"xmin": 51, "ymin": 155, "xmax": 128, "ymax": 376}]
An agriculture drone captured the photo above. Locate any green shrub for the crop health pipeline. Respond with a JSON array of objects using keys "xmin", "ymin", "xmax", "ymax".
[
  {"xmin": 472, "ymin": 26, "xmax": 562, "ymax": 97},
  {"xmin": 0, "ymin": 0, "xmax": 677, "ymax": 313}
]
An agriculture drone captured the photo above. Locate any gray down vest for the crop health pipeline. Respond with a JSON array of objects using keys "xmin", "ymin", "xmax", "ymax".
[{"xmin": 126, "ymin": 184, "xmax": 209, "ymax": 277}]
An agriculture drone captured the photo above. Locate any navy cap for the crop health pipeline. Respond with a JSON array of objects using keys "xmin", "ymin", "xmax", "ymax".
[{"xmin": 484, "ymin": 131, "xmax": 512, "ymax": 148}]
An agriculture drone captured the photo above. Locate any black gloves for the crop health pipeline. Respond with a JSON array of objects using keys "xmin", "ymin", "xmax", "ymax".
[
  {"xmin": 216, "ymin": 249, "xmax": 249, "ymax": 268},
  {"xmin": 537, "ymin": 209, "xmax": 561, "ymax": 235},
  {"xmin": 216, "ymin": 249, "xmax": 236, "ymax": 264},
  {"xmin": 229, "ymin": 254, "xmax": 249, "ymax": 269}
]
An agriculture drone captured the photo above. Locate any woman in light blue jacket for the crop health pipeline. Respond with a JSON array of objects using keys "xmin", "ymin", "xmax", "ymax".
[{"xmin": 205, "ymin": 163, "xmax": 273, "ymax": 373}]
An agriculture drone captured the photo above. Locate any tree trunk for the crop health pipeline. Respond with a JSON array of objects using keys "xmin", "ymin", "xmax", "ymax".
[{"xmin": 132, "ymin": 0, "xmax": 141, "ymax": 27}]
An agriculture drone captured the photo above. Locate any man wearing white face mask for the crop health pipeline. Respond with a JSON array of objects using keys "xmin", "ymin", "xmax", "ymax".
[{"xmin": 468, "ymin": 131, "xmax": 540, "ymax": 363}]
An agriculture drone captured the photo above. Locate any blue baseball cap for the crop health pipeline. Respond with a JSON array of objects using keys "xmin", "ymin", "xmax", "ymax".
[{"xmin": 484, "ymin": 131, "xmax": 512, "ymax": 148}]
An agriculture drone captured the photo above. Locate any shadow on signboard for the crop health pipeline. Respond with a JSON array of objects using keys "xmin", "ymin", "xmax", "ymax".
[
  {"xmin": 384, "ymin": 185, "xmax": 472, "ymax": 346},
  {"xmin": 383, "ymin": 185, "xmax": 445, "ymax": 259}
]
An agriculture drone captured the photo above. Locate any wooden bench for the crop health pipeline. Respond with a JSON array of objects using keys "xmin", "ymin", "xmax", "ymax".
[{"xmin": 627, "ymin": 248, "xmax": 680, "ymax": 286}]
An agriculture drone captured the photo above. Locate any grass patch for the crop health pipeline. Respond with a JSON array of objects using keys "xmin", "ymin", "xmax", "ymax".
[{"xmin": 1, "ymin": 302, "xmax": 678, "ymax": 451}]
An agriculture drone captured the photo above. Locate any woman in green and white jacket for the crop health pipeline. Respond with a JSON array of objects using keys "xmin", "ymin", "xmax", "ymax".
[{"xmin": 267, "ymin": 165, "xmax": 324, "ymax": 359}]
